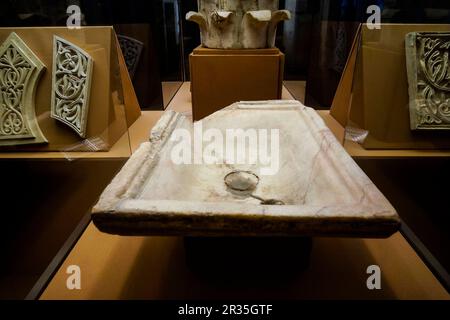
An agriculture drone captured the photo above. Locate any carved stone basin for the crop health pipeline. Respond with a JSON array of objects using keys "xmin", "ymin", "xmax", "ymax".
[{"xmin": 92, "ymin": 101, "xmax": 400, "ymax": 237}]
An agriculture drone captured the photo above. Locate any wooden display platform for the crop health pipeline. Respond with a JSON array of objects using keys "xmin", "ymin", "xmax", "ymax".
[
  {"xmin": 0, "ymin": 109, "xmax": 164, "ymax": 299},
  {"xmin": 344, "ymin": 140, "xmax": 450, "ymax": 159},
  {"xmin": 38, "ymin": 83, "xmax": 449, "ymax": 300},
  {"xmin": 40, "ymin": 225, "xmax": 449, "ymax": 300},
  {"xmin": 0, "ymin": 111, "xmax": 163, "ymax": 160}
]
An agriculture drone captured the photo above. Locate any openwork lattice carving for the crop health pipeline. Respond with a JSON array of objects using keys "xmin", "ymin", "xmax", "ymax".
[
  {"xmin": 0, "ymin": 32, "xmax": 47, "ymax": 146},
  {"xmin": 51, "ymin": 36, "xmax": 93, "ymax": 138},
  {"xmin": 406, "ymin": 32, "xmax": 450, "ymax": 130},
  {"xmin": 118, "ymin": 35, "xmax": 143, "ymax": 79}
]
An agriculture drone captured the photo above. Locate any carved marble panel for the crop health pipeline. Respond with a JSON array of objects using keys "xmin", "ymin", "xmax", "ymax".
[
  {"xmin": 0, "ymin": 32, "xmax": 47, "ymax": 146},
  {"xmin": 406, "ymin": 32, "xmax": 450, "ymax": 130},
  {"xmin": 186, "ymin": 0, "xmax": 291, "ymax": 49},
  {"xmin": 51, "ymin": 36, "xmax": 93, "ymax": 138},
  {"xmin": 118, "ymin": 35, "xmax": 143, "ymax": 79},
  {"xmin": 92, "ymin": 100, "xmax": 399, "ymax": 238}
]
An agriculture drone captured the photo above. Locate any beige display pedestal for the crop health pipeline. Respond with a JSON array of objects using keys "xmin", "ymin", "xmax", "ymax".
[
  {"xmin": 39, "ymin": 83, "xmax": 449, "ymax": 300},
  {"xmin": 190, "ymin": 47, "xmax": 284, "ymax": 121}
]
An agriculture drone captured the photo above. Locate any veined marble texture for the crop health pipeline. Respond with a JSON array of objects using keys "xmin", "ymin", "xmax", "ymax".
[
  {"xmin": 118, "ymin": 35, "xmax": 143, "ymax": 79},
  {"xmin": 406, "ymin": 32, "xmax": 450, "ymax": 130},
  {"xmin": 92, "ymin": 100, "xmax": 399, "ymax": 237},
  {"xmin": 0, "ymin": 32, "xmax": 47, "ymax": 146},
  {"xmin": 186, "ymin": 0, "xmax": 291, "ymax": 49},
  {"xmin": 51, "ymin": 36, "xmax": 93, "ymax": 138}
]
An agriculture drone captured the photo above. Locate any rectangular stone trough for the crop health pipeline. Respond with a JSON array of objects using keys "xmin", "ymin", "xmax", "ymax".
[{"xmin": 92, "ymin": 101, "xmax": 400, "ymax": 237}]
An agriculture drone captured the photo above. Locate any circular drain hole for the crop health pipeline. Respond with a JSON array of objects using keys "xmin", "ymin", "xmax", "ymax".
[{"xmin": 224, "ymin": 171, "xmax": 259, "ymax": 192}]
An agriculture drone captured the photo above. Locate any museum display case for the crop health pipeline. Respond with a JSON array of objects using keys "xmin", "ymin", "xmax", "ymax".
[
  {"xmin": 0, "ymin": 0, "xmax": 449, "ymax": 303},
  {"xmin": 333, "ymin": 24, "xmax": 450, "ymax": 149},
  {"xmin": 0, "ymin": 23, "xmax": 142, "ymax": 299}
]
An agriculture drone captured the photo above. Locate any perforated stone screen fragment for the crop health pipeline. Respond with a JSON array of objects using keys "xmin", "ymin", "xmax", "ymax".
[{"xmin": 406, "ymin": 32, "xmax": 450, "ymax": 130}]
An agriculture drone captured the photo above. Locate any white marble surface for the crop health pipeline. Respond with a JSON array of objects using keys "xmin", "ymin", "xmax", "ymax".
[
  {"xmin": 186, "ymin": 0, "xmax": 290, "ymax": 49},
  {"xmin": 92, "ymin": 101, "xmax": 399, "ymax": 237}
]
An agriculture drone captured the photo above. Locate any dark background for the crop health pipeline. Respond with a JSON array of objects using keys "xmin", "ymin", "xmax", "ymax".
[{"xmin": 1, "ymin": 0, "xmax": 449, "ymax": 109}]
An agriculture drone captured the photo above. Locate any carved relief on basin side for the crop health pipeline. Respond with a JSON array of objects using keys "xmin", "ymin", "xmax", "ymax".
[
  {"xmin": 406, "ymin": 32, "xmax": 450, "ymax": 130},
  {"xmin": 0, "ymin": 32, "xmax": 48, "ymax": 146},
  {"xmin": 51, "ymin": 36, "xmax": 94, "ymax": 138},
  {"xmin": 186, "ymin": 0, "xmax": 291, "ymax": 49}
]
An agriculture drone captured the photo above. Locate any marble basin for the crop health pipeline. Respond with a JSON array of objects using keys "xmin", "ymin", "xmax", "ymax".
[{"xmin": 92, "ymin": 101, "xmax": 400, "ymax": 237}]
